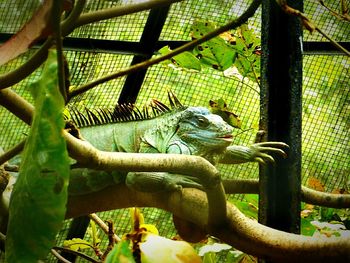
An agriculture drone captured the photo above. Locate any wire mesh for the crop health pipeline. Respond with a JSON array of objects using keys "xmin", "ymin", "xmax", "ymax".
[{"xmin": 0, "ymin": 0, "xmax": 349, "ymax": 262}]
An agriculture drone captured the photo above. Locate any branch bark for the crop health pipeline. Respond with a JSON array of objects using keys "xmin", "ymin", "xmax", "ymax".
[{"xmin": 67, "ymin": 185, "xmax": 350, "ymax": 262}]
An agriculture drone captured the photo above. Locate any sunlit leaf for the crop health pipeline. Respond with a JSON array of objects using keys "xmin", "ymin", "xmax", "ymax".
[
  {"xmin": 158, "ymin": 46, "xmax": 201, "ymax": 71},
  {"xmin": 192, "ymin": 20, "xmax": 236, "ymax": 71},
  {"xmin": 5, "ymin": 50, "xmax": 70, "ymax": 262}
]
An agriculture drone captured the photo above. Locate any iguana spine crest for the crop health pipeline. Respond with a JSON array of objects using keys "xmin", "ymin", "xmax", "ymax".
[{"xmin": 67, "ymin": 91, "xmax": 184, "ymax": 128}]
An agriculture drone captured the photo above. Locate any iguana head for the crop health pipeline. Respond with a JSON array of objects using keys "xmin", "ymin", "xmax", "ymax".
[{"xmin": 176, "ymin": 107, "xmax": 234, "ymax": 151}]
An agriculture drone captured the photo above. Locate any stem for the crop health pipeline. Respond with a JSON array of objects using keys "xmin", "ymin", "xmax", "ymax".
[
  {"xmin": 52, "ymin": 247, "xmax": 100, "ymax": 263},
  {"xmin": 89, "ymin": 213, "xmax": 120, "ymax": 242},
  {"xmin": 0, "ymin": 0, "xmax": 86, "ymax": 90},
  {"xmin": 52, "ymin": 0, "xmax": 67, "ymax": 102}
]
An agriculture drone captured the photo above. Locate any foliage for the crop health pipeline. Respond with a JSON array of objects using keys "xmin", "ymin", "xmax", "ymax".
[
  {"xmin": 157, "ymin": 21, "xmax": 261, "ymax": 84},
  {"xmin": 5, "ymin": 50, "xmax": 70, "ymax": 262}
]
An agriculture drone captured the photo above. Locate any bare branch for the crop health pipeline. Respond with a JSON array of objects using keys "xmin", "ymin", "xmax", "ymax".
[
  {"xmin": 74, "ymin": 0, "xmax": 183, "ymax": 28},
  {"xmin": 68, "ymin": 0, "xmax": 262, "ymax": 99},
  {"xmin": 0, "ymin": 140, "xmax": 25, "ymax": 166}
]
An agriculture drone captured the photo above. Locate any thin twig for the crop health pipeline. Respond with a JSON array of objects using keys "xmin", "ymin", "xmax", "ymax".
[
  {"xmin": 89, "ymin": 213, "xmax": 121, "ymax": 242},
  {"xmin": 277, "ymin": 0, "xmax": 350, "ymax": 56},
  {"xmin": 318, "ymin": 0, "xmax": 350, "ymax": 22},
  {"xmin": 69, "ymin": 0, "xmax": 263, "ymax": 99},
  {"xmin": 75, "ymin": 0, "xmax": 183, "ymax": 28},
  {"xmin": 51, "ymin": 249, "xmax": 72, "ymax": 263},
  {"xmin": 52, "ymin": 247, "xmax": 101, "ymax": 263},
  {"xmin": 52, "ymin": 0, "xmax": 67, "ymax": 102}
]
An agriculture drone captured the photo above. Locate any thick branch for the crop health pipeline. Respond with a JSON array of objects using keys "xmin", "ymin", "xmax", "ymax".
[
  {"xmin": 67, "ymin": 185, "xmax": 350, "ymax": 262},
  {"xmin": 0, "ymin": 88, "xmax": 227, "ymax": 229}
]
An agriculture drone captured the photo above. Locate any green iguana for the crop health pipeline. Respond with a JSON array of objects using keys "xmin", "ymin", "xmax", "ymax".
[{"xmin": 66, "ymin": 93, "xmax": 287, "ymax": 195}]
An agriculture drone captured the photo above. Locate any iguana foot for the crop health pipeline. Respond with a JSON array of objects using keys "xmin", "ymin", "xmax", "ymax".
[
  {"xmin": 125, "ymin": 172, "xmax": 203, "ymax": 193},
  {"xmin": 220, "ymin": 142, "xmax": 289, "ymax": 165}
]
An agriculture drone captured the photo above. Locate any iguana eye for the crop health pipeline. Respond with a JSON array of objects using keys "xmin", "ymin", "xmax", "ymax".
[{"xmin": 196, "ymin": 116, "xmax": 209, "ymax": 127}]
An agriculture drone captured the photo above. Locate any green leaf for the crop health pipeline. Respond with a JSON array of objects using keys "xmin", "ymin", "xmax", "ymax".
[
  {"xmin": 63, "ymin": 238, "xmax": 92, "ymax": 251},
  {"xmin": 105, "ymin": 240, "xmax": 135, "ymax": 263},
  {"xmin": 301, "ymin": 218, "xmax": 317, "ymax": 236},
  {"xmin": 5, "ymin": 50, "xmax": 70, "ymax": 262},
  {"xmin": 158, "ymin": 46, "xmax": 201, "ymax": 71},
  {"xmin": 232, "ymin": 195, "xmax": 259, "ymax": 220}
]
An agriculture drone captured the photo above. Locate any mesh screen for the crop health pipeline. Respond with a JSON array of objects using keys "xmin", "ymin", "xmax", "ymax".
[{"xmin": 0, "ymin": 0, "xmax": 349, "ymax": 262}]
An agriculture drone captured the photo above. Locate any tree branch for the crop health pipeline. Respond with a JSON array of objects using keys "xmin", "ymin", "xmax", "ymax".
[
  {"xmin": 223, "ymin": 179, "xmax": 350, "ymax": 208},
  {"xmin": 276, "ymin": 0, "xmax": 350, "ymax": 56},
  {"xmin": 67, "ymin": 184, "xmax": 350, "ymax": 262},
  {"xmin": 68, "ymin": 0, "xmax": 262, "ymax": 99},
  {"xmin": 74, "ymin": 0, "xmax": 183, "ymax": 28}
]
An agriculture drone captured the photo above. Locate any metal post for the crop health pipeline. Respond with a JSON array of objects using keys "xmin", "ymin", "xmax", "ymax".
[
  {"xmin": 118, "ymin": 5, "xmax": 170, "ymax": 104},
  {"xmin": 259, "ymin": 0, "xmax": 303, "ymax": 234}
]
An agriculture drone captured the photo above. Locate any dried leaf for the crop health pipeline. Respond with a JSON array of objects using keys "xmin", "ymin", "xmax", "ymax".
[{"xmin": 0, "ymin": 0, "xmax": 54, "ymax": 66}]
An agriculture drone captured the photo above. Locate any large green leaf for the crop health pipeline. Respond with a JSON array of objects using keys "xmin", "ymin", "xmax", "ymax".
[
  {"xmin": 5, "ymin": 50, "xmax": 70, "ymax": 262},
  {"xmin": 192, "ymin": 21, "xmax": 236, "ymax": 71}
]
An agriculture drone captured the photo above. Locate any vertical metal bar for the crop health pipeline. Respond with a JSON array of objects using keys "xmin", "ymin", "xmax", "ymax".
[
  {"xmin": 259, "ymin": 0, "xmax": 303, "ymax": 235},
  {"xmin": 118, "ymin": 5, "xmax": 171, "ymax": 104}
]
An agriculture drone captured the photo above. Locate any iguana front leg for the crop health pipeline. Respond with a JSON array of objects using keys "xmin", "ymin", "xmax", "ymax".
[
  {"xmin": 125, "ymin": 172, "xmax": 203, "ymax": 193},
  {"xmin": 219, "ymin": 142, "xmax": 288, "ymax": 165}
]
